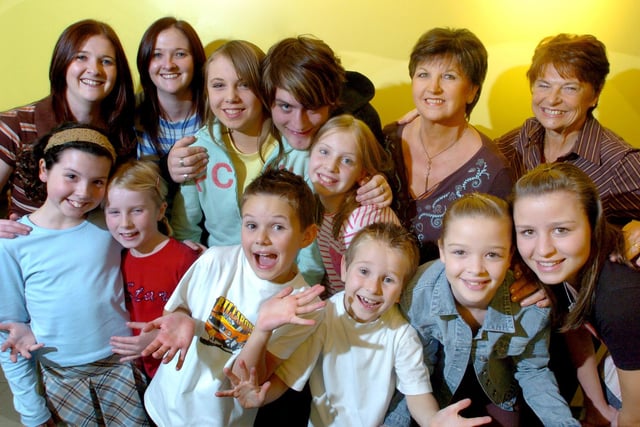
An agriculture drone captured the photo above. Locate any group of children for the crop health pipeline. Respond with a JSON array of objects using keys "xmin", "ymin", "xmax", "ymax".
[{"xmin": 0, "ymin": 15, "xmax": 638, "ymax": 427}]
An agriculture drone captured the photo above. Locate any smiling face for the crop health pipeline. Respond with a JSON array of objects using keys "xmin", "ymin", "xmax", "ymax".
[
  {"xmin": 38, "ymin": 148, "xmax": 111, "ymax": 228},
  {"xmin": 531, "ymin": 64, "xmax": 599, "ymax": 137},
  {"xmin": 514, "ymin": 191, "xmax": 591, "ymax": 286},
  {"xmin": 411, "ymin": 56, "xmax": 478, "ymax": 125},
  {"xmin": 271, "ymin": 88, "xmax": 331, "ymax": 150},
  {"xmin": 207, "ymin": 54, "xmax": 264, "ymax": 136},
  {"xmin": 241, "ymin": 193, "xmax": 315, "ymax": 284},
  {"xmin": 439, "ymin": 215, "xmax": 512, "ymax": 310},
  {"xmin": 104, "ymin": 187, "xmax": 167, "ymax": 254},
  {"xmin": 308, "ymin": 129, "xmax": 365, "ymax": 212},
  {"xmin": 148, "ymin": 26, "xmax": 194, "ymax": 101},
  {"xmin": 65, "ymin": 35, "xmax": 117, "ymax": 110},
  {"xmin": 341, "ymin": 239, "xmax": 410, "ymax": 323}
]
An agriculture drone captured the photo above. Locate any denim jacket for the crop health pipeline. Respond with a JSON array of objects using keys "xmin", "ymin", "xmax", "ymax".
[{"xmin": 385, "ymin": 261, "xmax": 578, "ymax": 427}]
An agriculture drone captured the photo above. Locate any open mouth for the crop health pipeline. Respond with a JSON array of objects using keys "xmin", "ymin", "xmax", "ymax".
[
  {"xmin": 254, "ymin": 252, "xmax": 277, "ymax": 269},
  {"xmin": 357, "ymin": 295, "xmax": 382, "ymax": 310}
]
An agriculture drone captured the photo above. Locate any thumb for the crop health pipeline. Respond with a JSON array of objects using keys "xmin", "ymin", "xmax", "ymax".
[{"xmin": 175, "ymin": 135, "xmax": 197, "ymax": 148}]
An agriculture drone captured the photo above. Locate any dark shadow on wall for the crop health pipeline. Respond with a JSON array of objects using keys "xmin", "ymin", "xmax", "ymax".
[
  {"xmin": 598, "ymin": 68, "xmax": 640, "ymax": 146},
  {"xmin": 371, "ymin": 83, "xmax": 414, "ymax": 127},
  {"xmin": 486, "ymin": 65, "xmax": 532, "ymax": 138}
]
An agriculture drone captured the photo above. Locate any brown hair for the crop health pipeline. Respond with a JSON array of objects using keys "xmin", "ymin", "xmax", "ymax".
[
  {"xmin": 526, "ymin": 34, "xmax": 609, "ymax": 117},
  {"xmin": 18, "ymin": 122, "xmax": 116, "ymax": 202},
  {"xmin": 136, "ymin": 17, "xmax": 206, "ymax": 153},
  {"xmin": 241, "ymin": 168, "xmax": 318, "ymax": 231},
  {"xmin": 262, "ymin": 36, "xmax": 345, "ymax": 113},
  {"xmin": 49, "ymin": 19, "xmax": 135, "ymax": 157},
  {"xmin": 409, "ymin": 27, "xmax": 488, "ymax": 119}
]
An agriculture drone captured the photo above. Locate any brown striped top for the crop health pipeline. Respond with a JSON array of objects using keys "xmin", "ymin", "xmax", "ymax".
[{"xmin": 495, "ymin": 116, "xmax": 640, "ymax": 224}]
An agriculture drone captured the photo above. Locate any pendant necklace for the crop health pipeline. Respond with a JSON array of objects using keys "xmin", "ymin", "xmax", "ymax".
[{"xmin": 419, "ymin": 124, "xmax": 468, "ymax": 191}]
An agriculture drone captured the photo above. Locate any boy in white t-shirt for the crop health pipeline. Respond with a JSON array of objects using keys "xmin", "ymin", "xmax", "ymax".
[
  {"xmin": 219, "ymin": 223, "xmax": 491, "ymax": 426},
  {"xmin": 139, "ymin": 169, "xmax": 326, "ymax": 427}
]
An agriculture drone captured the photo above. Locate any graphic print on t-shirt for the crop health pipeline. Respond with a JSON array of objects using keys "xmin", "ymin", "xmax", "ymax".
[{"xmin": 200, "ymin": 296, "xmax": 254, "ymax": 353}]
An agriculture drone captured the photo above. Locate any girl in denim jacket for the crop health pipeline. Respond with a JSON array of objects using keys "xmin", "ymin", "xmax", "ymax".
[{"xmin": 385, "ymin": 193, "xmax": 578, "ymax": 426}]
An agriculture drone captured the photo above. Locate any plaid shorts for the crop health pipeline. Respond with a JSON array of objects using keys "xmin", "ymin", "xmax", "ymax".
[{"xmin": 40, "ymin": 354, "xmax": 150, "ymax": 426}]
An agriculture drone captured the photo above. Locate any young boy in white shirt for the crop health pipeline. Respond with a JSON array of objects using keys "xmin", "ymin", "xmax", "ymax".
[{"xmin": 140, "ymin": 169, "xmax": 325, "ymax": 427}]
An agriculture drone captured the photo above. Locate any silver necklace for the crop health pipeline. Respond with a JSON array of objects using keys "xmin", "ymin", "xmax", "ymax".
[{"xmin": 419, "ymin": 125, "xmax": 467, "ymax": 191}]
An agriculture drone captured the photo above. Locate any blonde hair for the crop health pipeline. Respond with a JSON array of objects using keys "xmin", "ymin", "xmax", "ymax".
[
  {"xmin": 311, "ymin": 114, "xmax": 392, "ymax": 239},
  {"xmin": 107, "ymin": 160, "xmax": 171, "ymax": 235}
]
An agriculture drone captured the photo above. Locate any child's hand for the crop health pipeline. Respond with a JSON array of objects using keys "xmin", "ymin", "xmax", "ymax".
[
  {"xmin": 0, "ymin": 322, "xmax": 43, "ymax": 362},
  {"xmin": 110, "ymin": 322, "xmax": 159, "ymax": 362},
  {"xmin": 356, "ymin": 174, "xmax": 392, "ymax": 208},
  {"xmin": 256, "ymin": 284, "xmax": 326, "ymax": 332},
  {"xmin": 140, "ymin": 312, "xmax": 196, "ymax": 370},
  {"xmin": 431, "ymin": 399, "xmax": 492, "ymax": 427},
  {"xmin": 215, "ymin": 359, "xmax": 269, "ymax": 409}
]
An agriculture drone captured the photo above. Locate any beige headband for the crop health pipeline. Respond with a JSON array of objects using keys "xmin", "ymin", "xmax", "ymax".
[{"xmin": 44, "ymin": 128, "xmax": 117, "ymax": 162}]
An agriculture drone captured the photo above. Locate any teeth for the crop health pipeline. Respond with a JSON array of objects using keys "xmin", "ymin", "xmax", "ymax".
[
  {"xmin": 161, "ymin": 73, "xmax": 179, "ymax": 79},
  {"xmin": 543, "ymin": 108, "xmax": 563, "ymax": 116},
  {"xmin": 81, "ymin": 79, "xmax": 102, "ymax": 87},
  {"xmin": 426, "ymin": 99, "xmax": 444, "ymax": 105},
  {"xmin": 68, "ymin": 200, "xmax": 84, "ymax": 208},
  {"xmin": 538, "ymin": 260, "xmax": 560, "ymax": 267},
  {"xmin": 360, "ymin": 296, "xmax": 380, "ymax": 305}
]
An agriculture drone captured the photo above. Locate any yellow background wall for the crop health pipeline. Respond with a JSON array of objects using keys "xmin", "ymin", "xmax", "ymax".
[{"xmin": 1, "ymin": 0, "xmax": 639, "ymax": 145}]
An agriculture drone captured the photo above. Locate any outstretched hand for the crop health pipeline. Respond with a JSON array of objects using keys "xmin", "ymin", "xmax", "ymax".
[
  {"xmin": 110, "ymin": 322, "xmax": 159, "ymax": 362},
  {"xmin": 215, "ymin": 359, "xmax": 270, "ymax": 408},
  {"xmin": 0, "ymin": 322, "xmax": 43, "ymax": 362},
  {"xmin": 140, "ymin": 312, "xmax": 195, "ymax": 370},
  {"xmin": 431, "ymin": 399, "xmax": 492, "ymax": 427},
  {"xmin": 256, "ymin": 284, "xmax": 326, "ymax": 333}
]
